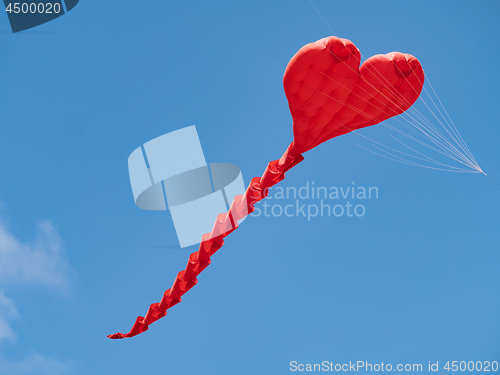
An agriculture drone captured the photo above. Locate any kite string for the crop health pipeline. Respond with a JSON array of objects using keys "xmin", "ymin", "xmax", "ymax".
[
  {"xmin": 419, "ymin": 77, "xmax": 477, "ymax": 164},
  {"xmin": 307, "ymin": 2, "xmax": 498, "ymax": 184},
  {"xmin": 296, "ymin": 73, "xmax": 478, "ymax": 172},
  {"xmin": 485, "ymin": 174, "xmax": 500, "ymax": 186},
  {"xmin": 357, "ymin": 144, "xmax": 478, "ymax": 173},
  {"xmin": 307, "ymin": 0, "xmax": 336, "ymax": 35},
  {"xmin": 338, "ymin": 54, "xmax": 480, "ymax": 170},
  {"xmin": 305, "ymin": 0, "xmax": 482, "ymax": 174},
  {"xmin": 314, "ymin": 69, "xmax": 477, "ymax": 169}
]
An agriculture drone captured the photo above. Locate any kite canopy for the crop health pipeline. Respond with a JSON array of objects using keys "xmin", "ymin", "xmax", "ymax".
[{"xmin": 284, "ymin": 36, "xmax": 424, "ymax": 155}]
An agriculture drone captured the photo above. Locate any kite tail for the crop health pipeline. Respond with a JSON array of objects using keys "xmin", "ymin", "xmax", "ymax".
[{"xmin": 108, "ymin": 144, "xmax": 304, "ymax": 339}]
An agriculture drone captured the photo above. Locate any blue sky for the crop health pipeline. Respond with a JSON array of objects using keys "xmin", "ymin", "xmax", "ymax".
[{"xmin": 0, "ymin": 0, "xmax": 499, "ymax": 374}]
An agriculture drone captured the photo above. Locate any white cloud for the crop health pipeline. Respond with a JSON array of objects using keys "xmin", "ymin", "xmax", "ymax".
[
  {"xmin": 0, "ymin": 220, "xmax": 73, "ymax": 291},
  {"xmin": 0, "ymin": 217, "xmax": 76, "ymax": 373},
  {"xmin": 0, "ymin": 290, "xmax": 19, "ymax": 345}
]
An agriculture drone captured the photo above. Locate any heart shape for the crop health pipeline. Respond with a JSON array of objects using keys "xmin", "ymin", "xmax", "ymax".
[{"xmin": 284, "ymin": 36, "xmax": 425, "ymax": 155}]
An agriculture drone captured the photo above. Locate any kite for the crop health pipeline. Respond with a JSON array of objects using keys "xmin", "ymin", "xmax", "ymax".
[{"xmin": 108, "ymin": 36, "xmax": 424, "ymax": 339}]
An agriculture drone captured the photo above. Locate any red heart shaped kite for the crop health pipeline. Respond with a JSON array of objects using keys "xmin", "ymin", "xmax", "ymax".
[
  {"xmin": 109, "ymin": 36, "xmax": 424, "ymax": 339},
  {"xmin": 286, "ymin": 36, "xmax": 424, "ymax": 155}
]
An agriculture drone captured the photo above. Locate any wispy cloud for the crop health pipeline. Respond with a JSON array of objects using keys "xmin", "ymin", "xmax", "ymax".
[
  {"xmin": 0, "ymin": 290, "xmax": 19, "ymax": 345},
  {"xmin": 0, "ymin": 217, "xmax": 76, "ymax": 373},
  {"xmin": 0, "ymin": 220, "xmax": 73, "ymax": 291}
]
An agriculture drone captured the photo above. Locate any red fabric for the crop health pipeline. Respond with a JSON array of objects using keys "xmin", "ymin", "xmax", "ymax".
[
  {"xmin": 108, "ymin": 36, "xmax": 424, "ymax": 339},
  {"xmin": 107, "ymin": 151, "xmax": 302, "ymax": 339},
  {"xmin": 284, "ymin": 36, "xmax": 424, "ymax": 156}
]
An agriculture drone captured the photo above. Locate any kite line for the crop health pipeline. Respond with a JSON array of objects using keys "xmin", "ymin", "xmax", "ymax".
[{"xmin": 307, "ymin": 0, "xmax": 485, "ymax": 176}]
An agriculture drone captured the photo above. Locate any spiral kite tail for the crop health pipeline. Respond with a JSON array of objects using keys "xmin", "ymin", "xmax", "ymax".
[{"xmin": 108, "ymin": 144, "xmax": 303, "ymax": 339}]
